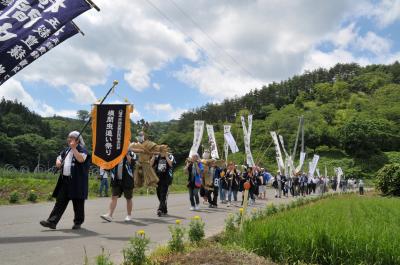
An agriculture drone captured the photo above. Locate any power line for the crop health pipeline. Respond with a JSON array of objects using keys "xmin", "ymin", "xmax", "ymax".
[
  {"xmin": 168, "ymin": 0, "xmax": 258, "ymax": 80},
  {"xmin": 142, "ymin": 0, "xmax": 233, "ymax": 74}
]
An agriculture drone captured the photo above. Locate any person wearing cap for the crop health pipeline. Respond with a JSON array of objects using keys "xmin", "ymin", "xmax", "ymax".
[{"xmin": 40, "ymin": 131, "xmax": 90, "ymax": 230}]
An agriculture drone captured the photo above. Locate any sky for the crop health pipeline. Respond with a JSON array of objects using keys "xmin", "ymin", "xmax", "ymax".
[{"xmin": 1, "ymin": 0, "xmax": 400, "ymax": 122}]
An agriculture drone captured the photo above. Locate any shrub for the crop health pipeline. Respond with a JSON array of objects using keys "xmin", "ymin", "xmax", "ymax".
[
  {"xmin": 188, "ymin": 216, "xmax": 205, "ymax": 243},
  {"xmin": 96, "ymin": 247, "xmax": 114, "ymax": 265},
  {"xmin": 123, "ymin": 230, "xmax": 150, "ymax": 265},
  {"xmin": 376, "ymin": 163, "xmax": 400, "ymax": 196},
  {"xmin": 47, "ymin": 192, "xmax": 54, "ymax": 201},
  {"xmin": 9, "ymin": 191, "xmax": 20, "ymax": 203},
  {"xmin": 27, "ymin": 190, "xmax": 38, "ymax": 202},
  {"xmin": 168, "ymin": 220, "xmax": 185, "ymax": 252},
  {"xmin": 224, "ymin": 214, "xmax": 236, "ymax": 233}
]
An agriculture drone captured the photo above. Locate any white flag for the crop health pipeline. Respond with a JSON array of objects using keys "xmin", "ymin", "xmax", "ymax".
[
  {"xmin": 271, "ymin": 131, "xmax": 285, "ymax": 172},
  {"xmin": 241, "ymin": 115, "xmax": 255, "ymax": 167},
  {"xmin": 308, "ymin": 155, "xmax": 320, "ymax": 177},
  {"xmin": 295, "ymin": 152, "xmax": 306, "ymax": 173},
  {"xmin": 206, "ymin": 124, "xmax": 219, "ymax": 159},
  {"xmin": 224, "ymin": 126, "xmax": 239, "ymax": 154},
  {"xmin": 189, "ymin": 120, "xmax": 204, "ymax": 157}
]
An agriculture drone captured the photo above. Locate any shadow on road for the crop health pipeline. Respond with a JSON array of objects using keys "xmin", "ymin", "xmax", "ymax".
[{"xmin": 0, "ymin": 228, "xmax": 100, "ymax": 244}]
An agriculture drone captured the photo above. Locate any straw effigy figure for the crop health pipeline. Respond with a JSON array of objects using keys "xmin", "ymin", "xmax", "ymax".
[{"xmin": 129, "ymin": 131, "xmax": 170, "ymax": 188}]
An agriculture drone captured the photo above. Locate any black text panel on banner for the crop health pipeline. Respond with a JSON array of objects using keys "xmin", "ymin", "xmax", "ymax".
[{"xmin": 91, "ymin": 104, "xmax": 133, "ymax": 170}]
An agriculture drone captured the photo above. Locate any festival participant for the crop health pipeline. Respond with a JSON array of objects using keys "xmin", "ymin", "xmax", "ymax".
[
  {"xmin": 258, "ymin": 168, "xmax": 269, "ymax": 200},
  {"xmin": 273, "ymin": 171, "xmax": 282, "ymax": 198},
  {"xmin": 185, "ymin": 153, "xmax": 203, "ymax": 211},
  {"xmin": 100, "ymin": 151, "xmax": 136, "ymax": 222},
  {"xmin": 206, "ymin": 159, "xmax": 220, "ymax": 208},
  {"xmin": 40, "ymin": 131, "xmax": 90, "ymax": 230},
  {"xmin": 200, "ymin": 159, "xmax": 209, "ymax": 205},
  {"xmin": 151, "ymin": 148, "xmax": 175, "ymax": 217},
  {"xmin": 358, "ymin": 179, "xmax": 364, "ymax": 195},
  {"xmin": 98, "ymin": 167, "xmax": 109, "ymax": 197},
  {"xmin": 240, "ymin": 166, "xmax": 254, "ymax": 205},
  {"xmin": 331, "ymin": 177, "xmax": 337, "ymax": 191},
  {"xmin": 226, "ymin": 162, "xmax": 240, "ymax": 207},
  {"xmin": 299, "ymin": 173, "xmax": 308, "ymax": 197},
  {"xmin": 292, "ymin": 173, "xmax": 300, "ymax": 197},
  {"xmin": 219, "ymin": 168, "xmax": 228, "ymax": 204},
  {"xmin": 281, "ymin": 174, "xmax": 289, "ymax": 198}
]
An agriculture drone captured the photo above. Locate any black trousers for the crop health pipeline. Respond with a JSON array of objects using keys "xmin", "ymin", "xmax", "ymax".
[
  {"xmin": 207, "ymin": 186, "xmax": 219, "ymax": 206},
  {"xmin": 48, "ymin": 177, "xmax": 85, "ymax": 226},
  {"xmin": 157, "ymin": 184, "xmax": 169, "ymax": 213}
]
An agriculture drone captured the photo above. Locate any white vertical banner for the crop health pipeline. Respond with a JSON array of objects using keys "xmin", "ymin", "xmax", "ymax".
[
  {"xmin": 295, "ymin": 152, "xmax": 306, "ymax": 173},
  {"xmin": 316, "ymin": 168, "xmax": 321, "ymax": 177},
  {"xmin": 270, "ymin": 131, "xmax": 285, "ymax": 172},
  {"xmin": 278, "ymin": 135, "xmax": 289, "ymax": 158},
  {"xmin": 224, "ymin": 125, "xmax": 239, "ymax": 155},
  {"xmin": 241, "ymin": 115, "xmax": 255, "ymax": 167},
  {"xmin": 325, "ymin": 165, "xmax": 328, "ymax": 177},
  {"xmin": 189, "ymin": 120, "xmax": 204, "ymax": 157},
  {"xmin": 335, "ymin": 167, "xmax": 344, "ymax": 191},
  {"xmin": 223, "ymin": 125, "xmax": 230, "ymax": 162},
  {"xmin": 206, "ymin": 124, "xmax": 219, "ymax": 159},
  {"xmin": 308, "ymin": 154, "xmax": 320, "ymax": 177}
]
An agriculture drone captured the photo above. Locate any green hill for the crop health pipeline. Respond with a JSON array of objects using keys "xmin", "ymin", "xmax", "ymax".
[{"xmin": 1, "ymin": 62, "xmax": 400, "ymax": 177}]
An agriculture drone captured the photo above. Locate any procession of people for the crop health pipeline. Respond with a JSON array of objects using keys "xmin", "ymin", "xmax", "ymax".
[{"xmin": 40, "ymin": 129, "xmax": 364, "ymax": 230}]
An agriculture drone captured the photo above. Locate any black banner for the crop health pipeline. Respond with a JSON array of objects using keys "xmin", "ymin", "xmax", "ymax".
[{"xmin": 91, "ymin": 104, "xmax": 133, "ymax": 169}]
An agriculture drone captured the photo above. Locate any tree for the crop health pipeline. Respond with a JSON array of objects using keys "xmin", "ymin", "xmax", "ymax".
[{"xmin": 77, "ymin": 110, "xmax": 90, "ymax": 121}]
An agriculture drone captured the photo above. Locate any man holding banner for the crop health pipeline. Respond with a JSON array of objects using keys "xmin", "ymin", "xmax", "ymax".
[{"xmin": 40, "ymin": 131, "xmax": 90, "ymax": 230}]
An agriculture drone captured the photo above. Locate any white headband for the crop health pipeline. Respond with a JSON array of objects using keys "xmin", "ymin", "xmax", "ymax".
[{"xmin": 68, "ymin": 131, "xmax": 85, "ymax": 147}]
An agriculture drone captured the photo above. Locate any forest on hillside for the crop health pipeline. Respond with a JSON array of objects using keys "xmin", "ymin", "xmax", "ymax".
[{"xmin": 1, "ymin": 62, "xmax": 400, "ymax": 177}]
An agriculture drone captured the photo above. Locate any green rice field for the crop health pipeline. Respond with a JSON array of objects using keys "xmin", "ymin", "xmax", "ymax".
[{"xmin": 224, "ymin": 194, "xmax": 400, "ymax": 265}]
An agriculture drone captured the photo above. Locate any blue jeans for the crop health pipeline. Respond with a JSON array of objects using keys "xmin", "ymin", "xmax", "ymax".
[
  {"xmin": 228, "ymin": 188, "xmax": 238, "ymax": 202},
  {"xmin": 188, "ymin": 187, "xmax": 199, "ymax": 207},
  {"xmin": 99, "ymin": 178, "xmax": 108, "ymax": 196},
  {"xmin": 219, "ymin": 185, "xmax": 226, "ymax": 201}
]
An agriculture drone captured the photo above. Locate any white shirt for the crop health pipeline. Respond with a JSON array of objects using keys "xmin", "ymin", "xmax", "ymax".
[
  {"xmin": 57, "ymin": 149, "xmax": 87, "ymax": 177},
  {"xmin": 100, "ymin": 168, "xmax": 108, "ymax": 179}
]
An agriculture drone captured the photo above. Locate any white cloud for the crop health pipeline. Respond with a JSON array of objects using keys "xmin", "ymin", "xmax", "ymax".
[
  {"xmin": 0, "ymin": 79, "xmax": 77, "ymax": 118},
  {"xmin": 145, "ymin": 103, "xmax": 186, "ymax": 120},
  {"xmin": 69, "ymin": 83, "xmax": 97, "ymax": 104},
  {"xmin": 365, "ymin": 0, "xmax": 400, "ymax": 27},
  {"xmin": 4, "ymin": 0, "xmax": 400, "ymax": 121},
  {"xmin": 356, "ymin": 31, "xmax": 392, "ymax": 55}
]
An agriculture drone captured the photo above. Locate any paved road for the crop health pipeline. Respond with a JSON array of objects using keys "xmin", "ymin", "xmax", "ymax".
[{"xmin": 0, "ymin": 189, "xmax": 298, "ymax": 265}]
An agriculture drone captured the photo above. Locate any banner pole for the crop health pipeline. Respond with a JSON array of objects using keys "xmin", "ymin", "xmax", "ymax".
[{"xmin": 56, "ymin": 80, "xmax": 119, "ymax": 173}]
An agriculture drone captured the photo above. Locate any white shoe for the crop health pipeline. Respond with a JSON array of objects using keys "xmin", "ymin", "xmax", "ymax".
[
  {"xmin": 190, "ymin": 206, "xmax": 195, "ymax": 211},
  {"xmin": 100, "ymin": 214, "xmax": 112, "ymax": 222},
  {"xmin": 124, "ymin": 215, "xmax": 132, "ymax": 222},
  {"xmin": 195, "ymin": 205, "xmax": 200, "ymax": 210}
]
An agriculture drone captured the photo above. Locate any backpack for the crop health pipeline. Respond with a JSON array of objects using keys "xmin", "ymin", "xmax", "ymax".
[{"xmin": 195, "ymin": 174, "xmax": 202, "ymax": 188}]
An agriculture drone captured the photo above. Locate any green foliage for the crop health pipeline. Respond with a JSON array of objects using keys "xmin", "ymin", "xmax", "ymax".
[
  {"xmin": 9, "ymin": 191, "xmax": 19, "ymax": 203},
  {"xmin": 122, "ymin": 231, "xmax": 150, "ymax": 265},
  {"xmin": 168, "ymin": 222, "xmax": 185, "ymax": 252},
  {"xmin": 224, "ymin": 214, "xmax": 236, "ymax": 234},
  {"xmin": 188, "ymin": 216, "xmax": 205, "ymax": 243},
  {"xmin": 375, "ymin": 163, "xmax": 400, "ymax": 196},
  {"xmin": 27, "ymin": 190, "xmax": 38, "ymax": 202},
  {"xmin": 96, "ymin": 247, "xmax": 114, "ymax": 265},
  {"xmin": 2, "ymin": 62, "xmax": 400, "ymax": 179},
  {"xmin": 223, "ymin": 195, "xmax": 400, "ymax": 265},
  {"xmin": 47, "ymin": 192, "xmax": 54, "ymax": 201}
]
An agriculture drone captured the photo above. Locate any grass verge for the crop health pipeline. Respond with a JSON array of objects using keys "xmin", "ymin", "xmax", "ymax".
[{"xmin": 221, "ymin": 193, "xmax": 400, "ymax": 265}]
